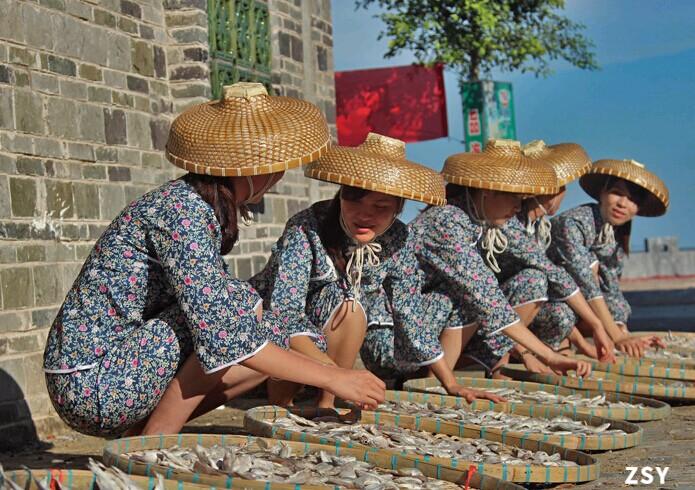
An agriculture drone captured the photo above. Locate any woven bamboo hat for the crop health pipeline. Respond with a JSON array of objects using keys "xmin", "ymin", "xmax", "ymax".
[
  {"xmin": 521, "ymin": 140, "xmax": 592, "ymax": 187},
  {"xmin": 165, "ymin": 82, "xmax": 330, "ymax": 176},
  {"xmin": 304, "ymin": 133, "xmax": 447, "ymax": 205},
  {"xmin": 580, "ymin": 159, "xmax": 669, "ymax": 216},
  {"xmin": 442, "ymin": 139, "xmax": 559, "ymax": 195}
]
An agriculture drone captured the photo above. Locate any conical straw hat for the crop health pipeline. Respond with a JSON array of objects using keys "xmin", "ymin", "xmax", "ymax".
[
  {"xmin": 442, "ymin": 139, "xmax": 559, "ymax": 195},
  {"xmin": 304, "ymin": 133, "xmax": 447, "ymax": 205},
  {"xmin": 580, "ymin": 159, "xmax": 669, "ymax": 216},
  {"xmin": 522, "ymin": 140, "xmax": 592, "ymax": 187},
  {"xmin": 166, "ymin": 82, "xmax": 330, "ymax": 176}
]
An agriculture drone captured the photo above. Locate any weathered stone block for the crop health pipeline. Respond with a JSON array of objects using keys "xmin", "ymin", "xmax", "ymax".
[
  {"xmin": 17, "ymin": 244, "xmax": 45, "ymax": 263},
  {"xmin": 67, "ymin": 142, "xmax": 96, "ymax": 162},
  {"xmin": 47, "ymin": 97, "xmax": 79, "ymax": 139},
  {"xmin": 149, "ymin": 118, "xmax": 169, "ymax": 151},
  {"xmin": 33, "ymin": 265, "xmax": 65, "ymax": 307},
  {"xmin": 45, "ymin": 180, "xmax": 75, "ymax": 218},
  {"xmin": 88, "ymin": 86, "xmax": 111, "ymax": 103},
  {"xmin": 104, "ymin": 108, "xmax": 127, "ymax": 145},
  {"xmin": 131, "ymin": 40, "xmax": 155, "ymax": 77},
  {"xmin": 39, "ymin": 0, "xmax": 66, "ymax": 11},
  {"xmin": 94, "ymin": 8, "xmax": 117, "ymax": 28},
  {"xmin": 24, "ymin": 4, "xmax": 54, "ymax": 50},
  {"xmin": 13, "ymin": 68, "xmax": 31, "ymax": 88},
  {"xmin": 236, "ymin": 257, "xmax": 252, "ymax": 280},
  {"xmin": 59, "ymin": 78, "xmax": 88, "ymax": 100},
  {"xmin": 126, "ymin": 111, "xmax": 153, "ymax": 150},
  {"xmin": 96, "ymin": 146, "xmax": 119, "ymax": 162},
  {"xmin": 163, "ymin": 0, "xmax": 206, "ymax": 12},
  {"xmin": 154, "ymin": 46, "xmax": 166, "ymax": 78},
  {"xmin": 79, "ymin": 63, "xmax": 102, "ymax": 82},
  {"xmin": 65, "ymin": 0, "xmax": 93, "ymax": 21},
  {"xmin": 170, "ymin": 26, "xmax": 207, "ymax": 44},
  {"xmin": 0, "ymin": 267, "xmax": 34, "ymax": 309},
  {"xmin": 23, "ymin": 353, "xmax": 48, "ymax": 398},
  {"xmin": 106, "ymin": 32, "xmax": 132, "ymax": 71},
  {"xmin": 170, "ymin": 65, "xmax": 207, "ymax": 81},
  {"xmin": 16, "ymin": 157, "xmax": 44, "ymax": 176},
  {"xmin": 316, "ymin": 45, "xmax": 327, "ymax": 71},
  {"xmin": 118, "ymin": 16, "xmax": 139, "ymax": 35},
  {"xmin": 0, "ymin": 0, "xmax": 25, "ymax": 44},
  {"xmin": 99, "ymin": 184, "xmax": 126, "ymax": 220},
  {"xmin": 0, "ymin": 86, "xmax": 14, "ymax": 130},
  {"xmin": 0, "ymin": 175, "xmax": 10, "ymax": 219},
  {"xmin": 14, "ymin": 90, "xmax": 44, "ymax": 134},
  {"xmin": 10, "ymin": 177, "xmax": 38, "ymax": 217},
  {"xmin": 139, "ymin": 24, "xmax": 155, "ymax": 40},
  {"xmin": 31, "ymin": 72, "xmax": 60, "ymax": 95},
  {"xmin": 121, "ymin": 0, "xmax": 142, "ymax": 18},
  {"xmin": 82, "ymin": 165, "xmax": 107, "ymax": 180},
  {"xmin": 9, "ymin": 47, "xmax": 36, "ymax": 67},
  {"xmin": 72, "ymin": 182, "xmax": 100, "ymax": 219},
  {"xmin": 107, "ymin": 166, "xmax": 131, "ymax": 181},
  {"xmin": 0, "ymin": 311, "xmax": 30, "ymax": 333},
  {"xmin": 33, "ymin": 137, "xmax": 65, "ymax": 159},
  {"xmin": 78, "ymin": 104, "xmax": 106, "ymax": 143},
  {"xmin": 51, "ymin": 14, "xmax": 84, "ymax": 60},
  {"xmin": 127, "ymin": 75, "xmax": 149, "ymax": 94},
  {"xmin": 44, "ymin": 242, "xmax": 75, "ymax": 262},
  {"xmin": 46, "ymin": 55, "xmax": 77, "ymax": 77}
]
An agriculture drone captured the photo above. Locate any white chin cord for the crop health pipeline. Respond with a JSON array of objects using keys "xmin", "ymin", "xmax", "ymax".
[
  {"xmin": 466, "ymin": 189, "xmax": 508, "ymax": 273},
  {"xmin": 339, "ymin": 211, "xmax": 392, "ymax": 310},
  {"xmin": 239, "ymin": 176, "xmax": 276, "ymax": 226},
  {"xmin": 525, "ymin": 199, "xmax": 552, "ymax": 249},
  {"xmin": 597, "ymin": 221, "xmax": 615, "ymax": 246}
]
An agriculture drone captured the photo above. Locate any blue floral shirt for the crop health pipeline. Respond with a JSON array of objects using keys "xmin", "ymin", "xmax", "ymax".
[
  {"xmin": 410, "ymin": 195, "xmax": 520, "ymax": 336},
  {"xmin": 496, "ymin": 215, "xmax": 579, "ymax": 300},
  {"xmin": 251, "ymin": 201, "xmax": 442, "ymax": 366},
  {"xmin": 44, "ymin": 179, "xmax": 287, "ymax": 375},
  {"xmin": 548, "ymin": 203, "xmax": 625, "ymax": 301}
]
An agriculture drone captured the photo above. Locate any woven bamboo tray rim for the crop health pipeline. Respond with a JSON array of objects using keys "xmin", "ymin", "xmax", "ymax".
[
  {"xmin": 0, "ymin": 468, "xmax": 212, "ymax": 489},
  {"xmin": 402, "ymin": 376, "xmax": 671, "ymax": 421},
  {"xmin": 244, "ymin": 406, "xmax": 599, "ymax": 484},
  {"xmin": 578, "ymin": 355, "xmax": 695, "ymax": 380},
  {"xmin": 379, "ymin": 391, "xmax": 641, "ymax": 451},
  {"xmin": 103, "ymin": 433, "xmax": 523, "ymax": 490},
  {"xmin": 500, "ymin": 365, "xmax": 695, "ymax": 402}
]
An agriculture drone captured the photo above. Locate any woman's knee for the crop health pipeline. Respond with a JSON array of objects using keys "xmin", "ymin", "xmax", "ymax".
[{"xmin": 327, "ymin": 300, "xmax": 367, "ymax": 332}]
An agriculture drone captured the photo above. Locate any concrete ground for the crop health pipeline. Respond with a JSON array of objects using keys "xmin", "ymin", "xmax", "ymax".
[{"xmin": 2, "ymin": 395, "xmax": 694, "ymax": 489}]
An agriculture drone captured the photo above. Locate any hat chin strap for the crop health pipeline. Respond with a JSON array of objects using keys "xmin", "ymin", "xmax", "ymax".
[
  {"xmin": 597, "ymin": 221, "xmax": 615, "ymax": 246},
  {"xmin": 239, "ymin": 175, "xmax": 276, "ymax": 226},
  {"xmin": 466, "ymin": 189, "xmax": 508, "ymax": 273},
  {"xmin": 339, "ymin": 210, "xmax": 395, "ymax": 310},
  {"xmin": 526, "ymin": 198, "xmax": 552, "ymax": 250}
]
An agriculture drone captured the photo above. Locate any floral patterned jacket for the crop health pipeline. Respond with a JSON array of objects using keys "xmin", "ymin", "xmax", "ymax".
[
  {"xmin": 44, "ymin": 179, "xmax": 287, "ymax": 375},
  {"xmin": 251, "ymin": 200, "xmax": 442, "ymax": 365},
  {"xmin": 496, "ymin": 215, "xmax": 579, "ymax": 300},
  {"xmin": 548, "ymin": 203, "xmax": 625, "ymax": 301}
]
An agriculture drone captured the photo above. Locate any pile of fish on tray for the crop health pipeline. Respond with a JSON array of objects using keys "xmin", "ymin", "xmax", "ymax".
[
  {"xmin": 643, "ymin": 349, "xmax": 695, "ymax": 361},
  {"xmin": 423, "ymin": 385, "xmax": 648, "ymax": 409},
  {"xmin": 661, "ymin": 332, "xmax": 695, "ymax": 350},
  {"xmin": 587, "ymin": 374, "xmax": 692, "ymax": 389},
  {"xmin": 127, "ymin": 438, "xmax": 459, "ymax": 489},
  {"xmin": 376, "ymin": 400, "xmax": 622, "ymax": 436},
  {"xmin": 272, "ymin": 412, "xmax": 578, "ymax": 467},
  {"xmin": 0, "ymin": 460, "xmax": 166, "ymax": 490}
]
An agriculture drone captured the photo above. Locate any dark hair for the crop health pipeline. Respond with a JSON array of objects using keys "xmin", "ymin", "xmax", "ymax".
[
  {"xmin": 182, "ymin": 173, "xmax": 238, "ymax": 255},
  {"xmin": 601, "ymin": 176, "xmax": 647, "ymax": 255},
  {"xmin": 319, "ymin": 186, "xmax": 371, "ymax": 275}
]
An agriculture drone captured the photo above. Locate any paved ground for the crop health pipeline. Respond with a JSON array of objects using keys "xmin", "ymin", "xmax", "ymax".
[{"xmin": 2, "ymin": 395, "xmax": 694, "ymax": 489}]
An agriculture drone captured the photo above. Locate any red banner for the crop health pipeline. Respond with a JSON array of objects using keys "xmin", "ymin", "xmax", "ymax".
[{"xmin": 335, "ymin": 64, "xmax": 448, "ymax": 146}]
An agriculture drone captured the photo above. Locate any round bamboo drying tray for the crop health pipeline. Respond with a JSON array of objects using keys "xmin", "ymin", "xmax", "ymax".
[
  {"xmin": 402, "ymin": 376, "xmax": 671, "ymax": 421},
  {"xmin": 244, "ymin": 406, "xmax": 600, "ymax": 484},
  {"xmin": 103, "ymin": 433, "xmax": 523, "ymax": 490}
]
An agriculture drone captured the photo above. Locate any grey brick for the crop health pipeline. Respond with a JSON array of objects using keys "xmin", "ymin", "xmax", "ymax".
[
  {"xmin": 154, "ymin": 46, "xmax": 166, "ymax": 78},
  {"xmin": 149, "ymin": 118, "xmax": 169, "ymax": 151},
  {"xmin": 39, "ymin": 0, "xmax": 66, "ymax": 10},
  {"xmin": 33, "ymin": 137, "xmax": 65, "ymax": 158},
  {"xmin": 131, "ymin": 40, "xmax": 154, "ymax": 77},
  {"xmin": 0, "ymin": 267, "xmax": 34, "ymax": 309},
  {"xmin": 104, "ymin": 108, "xmax": 127, "ymax": 145},
  {"xmin": 79, "ymin": 104, "xmax": 106, "ymax": 143},
  {"xmin": 30, "ymin": 72, "xmax": 60, "ymax": 95},
  {"xmin": 120, "ymin": 0, "xmax": 141, "ymax": 18},
  {"xmin": 59, "ymin": 78, "xmax": 88, "ymax": 100},
  {"xmin": 118, "ymin": 16, "xmax": 139, "ymax": 34},
  {"xmin": 0, "ymin": 0, "xmax": 25, "ymax": 44},
  {"xmin": 0, "ymin": 311, "xmax": 30, "ymax": 334},
  {"xmin": 46, "ymin": 55, "xmax": 76, "ymax": 77},
  {"xmin": 67, "ymin": 142, "xmax": 96, "ymax": 162},
  {"xmin": 8, "ymin": 46, "xmax": 36, "ymax": 67},
  {"xmin": 96, "ymin": 146, "xmax": 119, "ymax": 162},
  {"xmin": 65, "ymin": 0, "xmax": 93, "ymax": 21},
  {"xmin": 94, "ymin": 8, "xmax": 117, "ymax": 27},
  {"xmin": 33, "ymin": 265, "xmax": 65, "ymax": 306},
  {"xmin": 47, "ymin": 97, "xmax": 79, "ymax": 139},
  {"xmin": 82, "ymin": 165, "xmax": 107, "ymax": 180},
  {"xmin": 127, "ymin": 75, "xmax": 149, "ymax": 93},
  {"xmin": 16, "ymin": 156, "xmax": 44, "ymax": 176},
  {"xmin": 107, "ymin": 166, "xmax": 131, "ymax": 181},
  {"xmin": 99, "ymin": 184, "xmax": 126, "ymax": 219},
  {"xmin": 10, "ymin": 177, "xmax": 38, "ymax": 217},
  {"xmin": 88, "ymin": 86, "xmax": 112, "ymax": 103},
  {"xmin": 126, "ymin": 111, "xmax": 152, "ymax": 150},
  {"xmin": 79, "ymin": 64, "xmax": 102, "ymax": 82},
  {"xmin": 169, "ymin": 65, "xmax": 207, "ymax": 81},
  {"xmin": 106, "ymin": 31, "xmax": 132, "ymax": 71},
  {"xmin": 0, "ymin": 175, "xmax": 10, "ymax": 218},
  {"xmin": 0, "ymin": 86, "xmax": 14, "ymax": 130},
  {"xmin": 24, "ymin": 4, "xmax": 54, "ymax": 49},
  {"xmin": 45, "ymin": 179, "xmax": 74, "ymax": 218},
  {"xmin": 32, "ymin": 307, "xmax": 61, "ymax": 329},
  {"xmin": 17, "ymin": 244, "xmax": 45, "ymax": 263},
  {"xmin": 73, "ymin": 182, "xmax": 100, "ymax": 218},
  {"xmin": 14, "ymin": 90, "xmax": 44, "ymax": 134}
]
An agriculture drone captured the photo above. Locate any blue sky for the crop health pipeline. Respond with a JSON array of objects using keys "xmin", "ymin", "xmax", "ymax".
[{"xmin": 331, "ymin": 0, "xmax": 695, "ymax": 250}]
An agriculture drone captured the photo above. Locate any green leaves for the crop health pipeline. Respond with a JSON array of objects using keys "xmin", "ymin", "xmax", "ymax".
[{"xmin": 356, "ymin": 0, "xmax": 599, "ymax": 81}]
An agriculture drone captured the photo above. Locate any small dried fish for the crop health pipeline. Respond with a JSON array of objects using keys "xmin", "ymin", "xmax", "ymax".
[
  {"xmin": 643, "ymin": 348, "xmax": 695, "ymax": 361},
  {"xmin": 424, "ymin": 385, "xmax": 649, "ymax": 409},
  {"xmin": 662, "ymin": 331, "xmax": 695, "ymax": 350},
  {"xmin": 377, "ymin": 400, "xmax": 624, "ymax": 436},
  {"xmin": 128, "ymin": 441, "xmax": 461, "ymax": 489},
  {"xmin": 271, "ymin": 413, "xmax": 579, "ymax": 467}
]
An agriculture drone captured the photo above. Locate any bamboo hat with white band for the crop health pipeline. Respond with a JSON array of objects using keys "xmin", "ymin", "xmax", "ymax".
[
  {"xmin": 522, "ymin": 140, "xmax": 592, "ymax": 187},
  {"xmin": 580, "ymin": 159, "xmax": 669, "ymax": 217},
  {"xmin": 304, "ymin": 133, "xmax": 447, "ymax": 206},
  {"xmin": 441, "ymin": 139, "xmax": 560, "ymax": 195},
  {"xmin": 166, "ymin": 82, "xmax": 330, "ymax": 176}
]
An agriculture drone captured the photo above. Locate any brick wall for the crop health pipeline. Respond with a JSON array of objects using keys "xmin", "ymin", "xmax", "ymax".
[{"xmin": 0, "ymin": 0, "xmax": 336, "ymax": 449}]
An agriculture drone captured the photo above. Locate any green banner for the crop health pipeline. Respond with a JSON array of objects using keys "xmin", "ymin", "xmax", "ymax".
[{"xmin": 461, "ymin": 81, "xmax": 516, "ymax": 152}]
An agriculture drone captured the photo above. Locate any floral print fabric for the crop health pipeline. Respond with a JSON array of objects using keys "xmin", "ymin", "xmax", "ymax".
[
  {"xmin": 549, "ymin": 203, "xmax": 631, "ymax": 323},
  {"xmin": 251, "ymin": 201, "xmax": 442, "ymax": 368},
  {"xmin": 44, "ymin": 179, "xmax": 287, "ymax": 435}
]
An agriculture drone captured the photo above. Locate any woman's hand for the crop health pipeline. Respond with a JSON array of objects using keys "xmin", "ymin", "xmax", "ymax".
[
  {"xmin": 592, "ymin": 327, "xmax": 617, "ymax": 363},
  {"xmin": 520, "ymin": 350, "xmax": 554, "ymax": 374},
  {"xmin": 324, "ymin": 368, "xmax": 385, "ymax": 410},
  {"xmin": 615, "ymin": 336, "xmax": 645, "ymax": 358},
  {"xmin": 546, "ymin": 353, "xmax": 592, "ymax": 377},
  {"xmin": 445, "ymin": 384, "xmax": 507, "ymax": 403}
]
